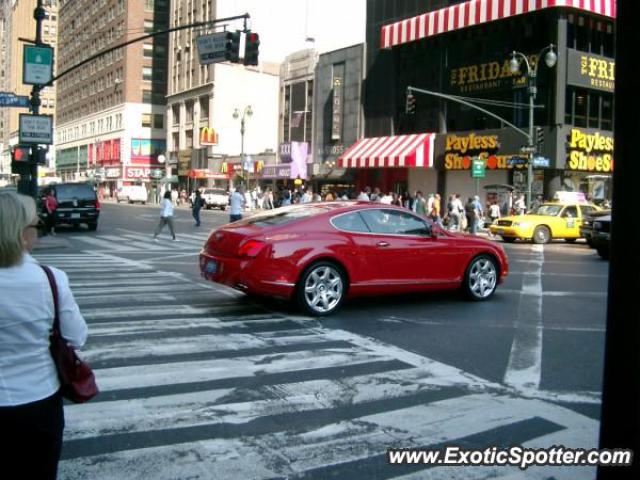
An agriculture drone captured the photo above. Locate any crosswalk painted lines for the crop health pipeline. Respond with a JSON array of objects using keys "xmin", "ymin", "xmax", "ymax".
[
  {"xmin": 68, "ymin": 231, "xmax": 212, "ymax": 252},
  {"xmin": 31, "ymin": 252, "xmax": 599, "ymax": 480}
]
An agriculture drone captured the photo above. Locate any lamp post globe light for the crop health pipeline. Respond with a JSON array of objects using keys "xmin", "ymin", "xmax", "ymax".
[
  {"xmin": 509, "ymin": 44, "xmax": 557, "ymax": 210},
  {"xmin": 233, "ymin": 105, "xmax": 253, "ymax": 188}
]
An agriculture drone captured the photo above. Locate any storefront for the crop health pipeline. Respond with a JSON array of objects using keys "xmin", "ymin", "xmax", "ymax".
[
  {"xmin": 560, "ymin": 127, "xmax": 613, "ymax": 204},
  {"xmin": 362, "ymin": 0, "xmax": 615, "ymax": 205},
  {"xmin": 337, "ymin": 133, "xmax": 436, "ymax": 197}
]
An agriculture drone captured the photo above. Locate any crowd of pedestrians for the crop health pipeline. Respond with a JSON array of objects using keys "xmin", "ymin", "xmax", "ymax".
[{"xmin": 154, "ymin": 184, "xmax": 537, "ymax": 236}]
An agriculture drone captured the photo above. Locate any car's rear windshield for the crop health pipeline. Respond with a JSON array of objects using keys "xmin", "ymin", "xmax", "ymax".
[
  {"xmin": 56, "ymin": 184, "xmax": 96, "ymax": 200},
  {"xmin": 242, "ymin": 205, "xmax": 331, "ymax": 227}
]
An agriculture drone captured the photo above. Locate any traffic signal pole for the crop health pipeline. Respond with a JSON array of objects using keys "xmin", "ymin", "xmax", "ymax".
[{"xmin": 22, "ymin": 0, "xmax": 46, "ymax": 199}]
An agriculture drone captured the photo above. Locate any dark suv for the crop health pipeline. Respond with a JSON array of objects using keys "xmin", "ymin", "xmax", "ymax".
[{"xmin": 39, "ymin": 183, "xmax": 100, "ymax": 231}]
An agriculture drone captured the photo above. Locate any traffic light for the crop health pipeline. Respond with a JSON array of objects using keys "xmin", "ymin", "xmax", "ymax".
[
  {"xmin": 244, "ymin": 31, "xmax": 260, "ymax": 66},
  {"xmin": 535, "ymin": 127, "xmax": 544, "ymax": 150},
  {"xmin": 225, "ymin": 30, "xmax": 241, "ymax": 63},
  {"xmin": 405, "ymin": 92, "xmax": 416, "ymax": 115}
]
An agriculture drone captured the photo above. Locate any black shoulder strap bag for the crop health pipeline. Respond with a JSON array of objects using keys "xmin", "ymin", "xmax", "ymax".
[{"xmin": 41, "ymin": 265, "xmax": 99, "ymax": 403}]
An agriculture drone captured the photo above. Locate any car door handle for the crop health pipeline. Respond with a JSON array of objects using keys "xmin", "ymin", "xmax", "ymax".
[{"xmin": 376, "ymin": 241, "xmax": 390, "ymax": 248}]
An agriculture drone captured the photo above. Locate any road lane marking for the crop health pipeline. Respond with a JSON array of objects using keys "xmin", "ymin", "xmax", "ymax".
[{"xmin": 504, "ymin": 244, "xmax": 544, "ymax": 391}]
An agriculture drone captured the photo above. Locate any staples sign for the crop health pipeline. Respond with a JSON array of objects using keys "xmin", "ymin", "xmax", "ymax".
[{"xmin": 126, "ymin": 167, "xmax": 153, "ymax": 179}]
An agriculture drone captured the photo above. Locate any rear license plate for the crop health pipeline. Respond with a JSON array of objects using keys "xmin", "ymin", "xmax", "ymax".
[
  {"xmin": 205, "ymin": 260, "xmax": 218, "ymax": 274},
  {"xmin": 71, "ymin": 213, "xmax": 81, "ymax": 219},
  {"xmin": 497, "ymin": 228, "xmax": 504, "ymax": 235}
]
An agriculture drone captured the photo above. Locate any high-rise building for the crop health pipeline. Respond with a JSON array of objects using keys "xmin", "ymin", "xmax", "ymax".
[
  {"xmin": 55, "ymin": 0, "xmax": 169, "ymax": 195},
  {"xmin": 0, "ymin": 0, "xmax": 58, "ymax": 179},
  {"xmin": 167, "ymin": 0, "xmax": 279, "ymax": 192}
]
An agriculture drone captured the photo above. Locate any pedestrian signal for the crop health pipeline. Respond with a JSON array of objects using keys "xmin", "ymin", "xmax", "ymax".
[
  {"xmin": 225, "ymin": 31, "xmax": 241, "ymax": 63},
  {"xmin": 12, "ymin": 146, "xmax": 30, "ymax": 162},
  {"xmin": 244, "ymin": 31, "xmax": 260, "ymax": 66}
]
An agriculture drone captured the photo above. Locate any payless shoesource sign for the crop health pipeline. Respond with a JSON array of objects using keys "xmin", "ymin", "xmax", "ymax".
[
  {"xmin": 566, "ymin": 128, "xmax": 614, "ymax": 173},
  {"xmin": 443, "ymin": 133, "xmax": 521, "ymax": 170}
]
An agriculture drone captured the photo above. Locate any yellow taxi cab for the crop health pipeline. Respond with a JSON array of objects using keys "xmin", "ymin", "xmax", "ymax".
[{"xmin": 489, "ymin": 201, "xmax": 602, "ymax": 244}]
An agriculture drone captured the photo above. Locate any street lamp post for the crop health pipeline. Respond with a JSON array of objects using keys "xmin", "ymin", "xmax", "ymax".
[
  {"xmin": 233, "ymin": 105, "xmax": 253, "ymax": 188},
  {"xmin": 509, "ymin": 44, "xmax": 557, "ymax": 210}
]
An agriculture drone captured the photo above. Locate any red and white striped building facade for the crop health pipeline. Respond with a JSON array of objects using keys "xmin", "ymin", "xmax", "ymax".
[{"xmin": 341, "ymin": 0, "xmax": 616, "ymax": 202}]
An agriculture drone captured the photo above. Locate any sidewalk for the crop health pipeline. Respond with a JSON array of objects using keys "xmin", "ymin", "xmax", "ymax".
[{"xmin": 33, "ymin": 234, "xmax": 72, "ymax": 251}]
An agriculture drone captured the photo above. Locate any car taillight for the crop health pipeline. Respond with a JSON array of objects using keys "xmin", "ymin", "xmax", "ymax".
[
  {"xmin": 96, "ymin": 199, "xmax": 101, "ymax": 211},
  {"xmin": 237, "ymin": 240, "xmax": 266, "ymax": 258}
]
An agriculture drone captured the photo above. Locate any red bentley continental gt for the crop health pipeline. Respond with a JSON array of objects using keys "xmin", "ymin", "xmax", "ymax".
[{"xmin": 199, "ymin": 202, "xmax": 509, "ymax": 316}]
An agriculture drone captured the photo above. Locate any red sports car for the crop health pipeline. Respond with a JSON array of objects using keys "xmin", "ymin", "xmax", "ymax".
[{"xmin": 199, "ymin": 202, "xmax": 509, "ymax": 316}]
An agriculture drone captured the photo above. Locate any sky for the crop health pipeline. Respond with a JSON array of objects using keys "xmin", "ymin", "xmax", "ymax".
[{"xmin": 217, "ymin": 0, "xmax": 367, "ymax": 63}]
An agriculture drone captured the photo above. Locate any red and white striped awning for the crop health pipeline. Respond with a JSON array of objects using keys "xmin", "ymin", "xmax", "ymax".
[
  {"xmin": 381, "ymin": 0, "xmax": 617, "ymax": 49},
  {"xmin": 337, "ymin": 133, "xmax": 436, "ymax": 169}
]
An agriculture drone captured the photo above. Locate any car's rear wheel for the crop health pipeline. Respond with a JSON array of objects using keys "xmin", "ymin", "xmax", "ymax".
[
  {"xmin": 565, "ymin": 238, "xmax": 577, "ymax": 243},
  {"xmin": 297, "ymin": 262, "xmax": 346, "ymax": 316},
  {"xmin": 532, "ymin": 225, "xmax": 551, "ymax": 244},
  {"xmin": 501, "ymin": 236, "xmax": 516, "ymax": 243},
  {"xmin": 87, "ymin": 222, "xmax": 97, "ymax": 231},
  {"xmin": 463, "ymin": 255, "xmax": 498, "ymax": 301}
]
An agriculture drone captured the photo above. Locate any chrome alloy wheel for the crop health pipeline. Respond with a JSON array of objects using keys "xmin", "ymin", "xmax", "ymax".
[
  {"xmin": 303, "ymin": 265, "xmax": 344, "ymax": 314},
  {"xmin": 467, "ymin": 257, "xmax": 497, "ymax": 299}
]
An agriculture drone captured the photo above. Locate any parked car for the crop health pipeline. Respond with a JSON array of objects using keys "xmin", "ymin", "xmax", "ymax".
[
  {"xmin": 580, "ymin": 209, "xmax": 611, "ymax": 247},
  {"xmin": 200, "ymin": 202, "xmax": 509, "ymax": 316},
  {"xmin": 592, "ymin": 214, "xmax": 611, "ymax": 259},
  {"xmin": 489, "ymin": 202, "xmax": 601, "ymax": 244},
  {"xmin": 39, "ymin": 183, "xmax": 100, "ymax": 231},
  {"xmin": 116, "ymin": 185, "xmax": 148, "ymax": 204},
  {"xmin": 202, "ymin": 188, "xmax": 228, "ymax": 210}
]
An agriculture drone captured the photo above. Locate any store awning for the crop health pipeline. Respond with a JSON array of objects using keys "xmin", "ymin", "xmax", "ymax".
[
  {"xmin": 381, "ymin": 0, "xmax": 616, "ymax": 49},
  {"xmin": 337, "ymin": 133, "xmax": 435, "ymax": 169}
]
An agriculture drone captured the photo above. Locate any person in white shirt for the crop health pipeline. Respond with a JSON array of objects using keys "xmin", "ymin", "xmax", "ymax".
[
  {"xmin": 229, "ymin": 187, "xmax": 246, "ymax": 222},
  {"xmin": 153, "ymin": 191, "xmax": 177, "ymax": 241},
  {"xmin": 357, "ymin": 186, "xmax": 371, "ymax": 201},
  {"xmin": 0, "ymin": 191, "xmax": 88, "ymax": 479}
]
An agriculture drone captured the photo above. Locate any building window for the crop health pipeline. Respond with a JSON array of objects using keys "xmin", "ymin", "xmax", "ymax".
[
  {"xmin": 141, "ymin": 113, "xmax": 152, "ymax": 128},
  {"xmin": 142, "ymin": 90, "xmax": 152, "ymax": 103},
  {"xmin": 142, "ymin": 67, "xmax": 153, "ymax": 81},
  {"xmin": 143, "ymin": 44, "xmax": 154, "ymax": 58},
  {"xmin": 565, "ymin": 87, "xmax": 614, "ymax": 130},
  {"xmin": 145, "ymin": 0, "xmax": 154, "ymax": 11},
  {"xmin": 153, "ymin": 114, "xmax": 164, "ymax": 129},
  {"xmin": 144, "ymin": 20, "xmax": 154, "ymax": 34}
]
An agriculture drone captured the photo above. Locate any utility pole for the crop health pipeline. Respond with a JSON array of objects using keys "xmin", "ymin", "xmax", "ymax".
[{"xmin": 21, "ymin": 0, "xmax": 46, "ymax": 199}]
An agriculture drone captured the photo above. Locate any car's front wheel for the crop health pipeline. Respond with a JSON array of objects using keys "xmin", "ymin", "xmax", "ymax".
[
  {"xmin": 297, "ymin": 262, "xmax": 346, "ymax": 316},
  {"xmin": 597, "ymin": 245, "xmax": 610, "ymax": 260},
  {"xmin": 463, "ymin": 255, "xmax": 498, "ymax": 301},
  {"xmin": 501, "ymin": 236, "xmax": 516, "ymax": 243}
]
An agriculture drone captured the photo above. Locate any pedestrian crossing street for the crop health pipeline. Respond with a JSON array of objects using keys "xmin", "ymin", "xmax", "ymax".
[
  {"xmin": 33, "ymin": 252, "xmax": 600, "ymax": 480},
  {"xmin": 70, "ymin": 229, "xmax": 211, "ymax": 252}
]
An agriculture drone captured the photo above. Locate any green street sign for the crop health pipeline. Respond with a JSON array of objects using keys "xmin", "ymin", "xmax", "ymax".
[
  {"xmin": 23, "ymin": 45, "xmax": 54, "ymax": 85},
  {"xmin": 471, "ymin": 157, "xmax": 486, "ymax": 178}
]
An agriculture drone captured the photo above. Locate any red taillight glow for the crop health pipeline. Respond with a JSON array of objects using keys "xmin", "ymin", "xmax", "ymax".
[
  {"xmin": 96, "ymin": 199, "xmax": 101, "ymax": 211},
  {"xmin": 237, "ymin": 239, "xmax": 266, "ymax": 258}
]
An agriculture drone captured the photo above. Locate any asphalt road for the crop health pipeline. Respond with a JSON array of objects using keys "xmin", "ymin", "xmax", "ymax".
[{"xmin": 34, "ymin": 201, "xmax": 609, "ymax": 479}]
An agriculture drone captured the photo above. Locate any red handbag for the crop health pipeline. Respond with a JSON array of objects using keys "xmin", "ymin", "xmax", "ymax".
[{"xmin": 41, "ymin": 265, "xmax": 99, "ymax": 403}]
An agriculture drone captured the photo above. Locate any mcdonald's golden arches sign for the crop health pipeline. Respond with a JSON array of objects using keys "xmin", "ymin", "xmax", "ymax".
[{"xmin": 200, "ymin": 127, "xmax": 219, "ymax": 146}]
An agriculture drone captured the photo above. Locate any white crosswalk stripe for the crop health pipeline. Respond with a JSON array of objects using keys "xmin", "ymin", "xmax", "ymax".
[
  {"xmin": 30, "ymin": 252, "xmax": 599, "ymax": 480},
  {"xmin": 68, "ymin": 231, "xmax": 211, "ymax": 252}
]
